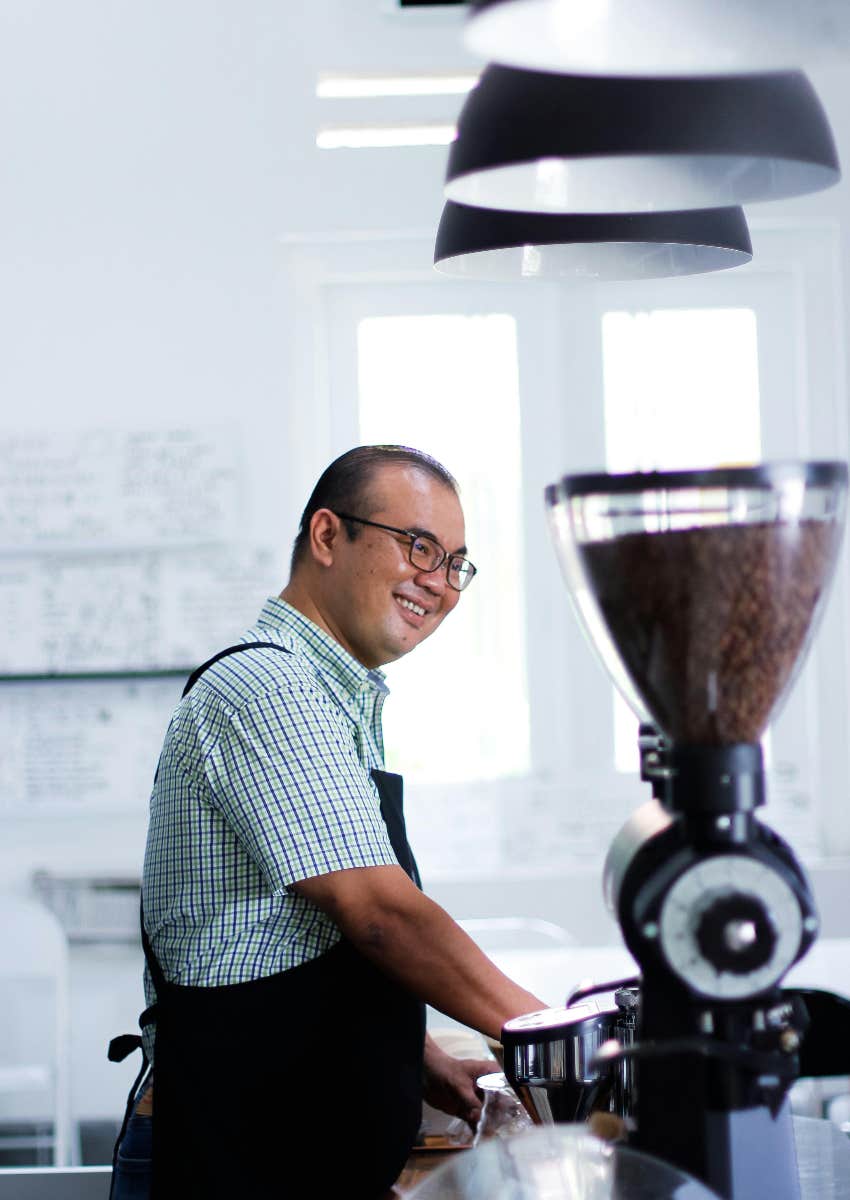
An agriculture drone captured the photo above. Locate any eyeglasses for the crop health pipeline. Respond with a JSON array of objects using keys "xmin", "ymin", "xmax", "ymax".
[{"xmin": 333, "ymin": 512, "xmax": 478, "ymax": 592}]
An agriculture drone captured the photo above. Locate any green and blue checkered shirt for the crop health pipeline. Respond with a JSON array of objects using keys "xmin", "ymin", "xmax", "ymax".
[{"xmin": 141, "ymin": 598, "xmax": 399, "ymax": 1045}]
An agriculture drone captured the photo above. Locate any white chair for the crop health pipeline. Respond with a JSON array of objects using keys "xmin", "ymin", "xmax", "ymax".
[{"xmin": 0, "ymin": 896, "xmax": 74, "ymax": 1167}]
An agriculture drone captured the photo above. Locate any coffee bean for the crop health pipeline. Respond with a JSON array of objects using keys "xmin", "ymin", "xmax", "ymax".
[{"xmin": 580, "ymin": 521, "xmax": 839, "ymax": 744}]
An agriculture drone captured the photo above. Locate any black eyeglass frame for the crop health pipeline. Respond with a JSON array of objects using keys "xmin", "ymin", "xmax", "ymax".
[{"xmin": 332, "ymin": 511, "xmax": 477, "ymax": 592}]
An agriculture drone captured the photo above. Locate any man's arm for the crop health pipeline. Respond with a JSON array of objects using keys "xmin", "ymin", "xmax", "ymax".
[{"xmin": 292, "ymin": 864, "xmax": 545, "ymax": 1040}]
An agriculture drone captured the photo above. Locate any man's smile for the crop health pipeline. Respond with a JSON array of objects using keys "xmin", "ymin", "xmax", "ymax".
[{"xmin": 394, "ymin": 594, "xmax": 429, "ymax": 622}]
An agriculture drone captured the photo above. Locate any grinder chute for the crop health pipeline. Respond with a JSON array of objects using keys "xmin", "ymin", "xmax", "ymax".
[{"xmin": 508, "ymin": 462, "xmax": 847, "ymax": 1200}]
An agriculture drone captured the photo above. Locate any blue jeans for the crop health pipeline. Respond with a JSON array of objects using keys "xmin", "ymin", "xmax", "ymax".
[{"xmin": 110, "ymin": 1103, "xmax": 152, "ymax": 1200}]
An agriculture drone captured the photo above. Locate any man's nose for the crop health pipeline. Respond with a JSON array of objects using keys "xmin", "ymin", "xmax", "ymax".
[{"xmin": 415, "ymin": 563, "xmax": 448, "ymax": 595}]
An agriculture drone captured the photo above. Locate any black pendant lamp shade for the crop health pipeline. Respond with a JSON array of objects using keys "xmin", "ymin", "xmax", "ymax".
[
  {"xmin": 465, "ymin": 0, "xmax": 850, "ymax": 77},
  {"xmin": 434, "ymin": 200, "xmax": 753, "ymax": 280},
  {"xmin": 445, "ymin": 66, "xmax": 840, "ymax": 214}
]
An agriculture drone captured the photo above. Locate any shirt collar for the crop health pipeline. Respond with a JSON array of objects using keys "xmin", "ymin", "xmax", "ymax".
[{"xmin": 255, "ymin": 596, "xmax": 388, "ymax": 702}]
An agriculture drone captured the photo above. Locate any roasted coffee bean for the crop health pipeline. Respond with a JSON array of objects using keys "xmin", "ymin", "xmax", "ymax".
[{"xmin": 580, "ymin": 520, "xmax": 839, "ymax": 744}]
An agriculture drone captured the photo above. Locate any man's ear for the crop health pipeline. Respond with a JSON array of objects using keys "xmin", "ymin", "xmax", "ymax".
[{"xmin": 308, "ymin": 509, "xmax": 340, "ymax": 568}]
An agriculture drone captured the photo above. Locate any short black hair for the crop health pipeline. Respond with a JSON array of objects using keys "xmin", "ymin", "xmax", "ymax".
[{"xmin": 289, "ymin": 445, "xmax": 459, "ymax": 574}]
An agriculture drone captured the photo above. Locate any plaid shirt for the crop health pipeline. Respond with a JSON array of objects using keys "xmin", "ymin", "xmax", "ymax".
[{"xmin": 141, "ymin": 598, "xmax": 398, "ymax": 1052}]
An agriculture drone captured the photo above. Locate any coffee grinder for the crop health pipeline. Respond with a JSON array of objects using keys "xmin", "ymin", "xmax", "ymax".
[{"xmin": 510, "ymin": 463, "xmax": 848, "ymax": 1200}]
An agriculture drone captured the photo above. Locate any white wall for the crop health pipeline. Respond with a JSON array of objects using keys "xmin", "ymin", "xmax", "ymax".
[{"xmin": 2, "ymin": 0, "xmax": 850, "ymax": 1126}]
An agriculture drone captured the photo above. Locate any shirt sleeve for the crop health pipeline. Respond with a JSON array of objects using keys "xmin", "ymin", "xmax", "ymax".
[{"xmin": 204, "ymin": 681, "xmax": 398, "ymax": 892}]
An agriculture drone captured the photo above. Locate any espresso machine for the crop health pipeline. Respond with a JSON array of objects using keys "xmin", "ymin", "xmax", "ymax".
[{"xmin": 502, "ymin": 463, "xmax": 850, "ymax": 1200}]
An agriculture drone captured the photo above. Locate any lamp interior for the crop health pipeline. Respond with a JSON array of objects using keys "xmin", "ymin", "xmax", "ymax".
[
  {"xmin": 465, "ymin": 0, "xmax": 850, "ymax": 75},
  {"xmin": 434, "ymin": 238, "xmax": 751, "ymax": 280},
  {"xmin": 445, "ymin": 153, "xmax": 837, "ymax": 215}
]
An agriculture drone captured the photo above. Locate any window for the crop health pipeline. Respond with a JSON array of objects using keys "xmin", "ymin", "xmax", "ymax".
[
  {"xmin": 603, "ymin": 308, "xmax": 761, "ymax": 473},
  {"xmin": 356, "ymin": 312, "xmax": 530, "ymax": 784},
  {"xmin": 283, "ymin": 223, "xmax": 850, "ymax": 871}
]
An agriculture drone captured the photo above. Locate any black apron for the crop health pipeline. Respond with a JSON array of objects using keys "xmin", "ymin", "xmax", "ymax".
[{"xmin": 140, "ymin": 643, "xmax": 424, "ymax": 1199}]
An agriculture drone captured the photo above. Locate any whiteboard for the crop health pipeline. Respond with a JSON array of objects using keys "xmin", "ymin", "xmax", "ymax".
[
  {"xmin": 0, "ymin": 677, "xmax": 180, "ymax": 813},
  {"xmin": 0, "ymin": 540, "xmax": 289, "ymax": 812},
  {"xmin": 0, "ymin": 544, "xmax": 281, "ymax": 675},
  {"xmin": 0, "ymin": 427, "xmax": 241, "ymax": 551},
  {"xmin": 0, "ymin": 423, "xmax": 288, "ymax": 811}
]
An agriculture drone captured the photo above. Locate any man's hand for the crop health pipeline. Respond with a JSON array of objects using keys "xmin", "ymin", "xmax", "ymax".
[{"xmin": 422, "ymin": 1035, "xmax": 496, "ymax": 1127}]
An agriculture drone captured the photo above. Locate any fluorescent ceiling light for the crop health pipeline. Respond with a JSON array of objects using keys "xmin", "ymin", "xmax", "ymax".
[
  {"xmin": 317, "ymin": 124, "xmax": 456, "ymax": 149},
  {"xmin": 317, "ymin": 73, "xmax": 478, "ymax": 98}
]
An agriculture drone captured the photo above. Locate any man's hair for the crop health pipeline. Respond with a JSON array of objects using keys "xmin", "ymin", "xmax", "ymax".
[{"xmin": 290, "ymin": 445, "xmax": 458, "ymax": 573}]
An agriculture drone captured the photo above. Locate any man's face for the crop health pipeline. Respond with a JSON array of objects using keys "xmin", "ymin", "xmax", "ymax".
[{"xmin": 322, "ymin": 464, "xmax": 467, "ymax": 668}]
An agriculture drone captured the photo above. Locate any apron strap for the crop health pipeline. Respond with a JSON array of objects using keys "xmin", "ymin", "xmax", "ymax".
[
  {"xmin": 181, "ymin": 640, "xmax": 293, "ymax": 697},
  {"xmin": 140, "ymin": 900, "xmax": 168, "ymax": 1000},
  {"xmin": 371, "ymin": 768, "xmax": 422, "ymax": 889}
]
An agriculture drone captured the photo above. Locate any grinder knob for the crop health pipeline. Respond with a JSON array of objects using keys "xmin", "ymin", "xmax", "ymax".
[
  {"xmin": 656, "ymin": 854, "xmax": 804, "ymax": 1000},
  {"xmin": 695, "ymin": 894, "xmax": 778, "ymax": 975}
]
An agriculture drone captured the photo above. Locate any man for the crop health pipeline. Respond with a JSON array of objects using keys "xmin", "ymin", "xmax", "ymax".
[{"xmin": 117, "ymin": 445, "xmax": 544, "ymax": 1199}]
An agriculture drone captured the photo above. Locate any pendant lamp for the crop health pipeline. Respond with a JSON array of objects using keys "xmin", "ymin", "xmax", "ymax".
[
  {"xmin": 465, "ymin": 0, "xmax": 850, "ymax": 76},
  {"xmin": 444, "ymin": 66, "xmax": 840, "ymax": 214},
  {"xmin": 434, "ymin": 201, "xmax": 753, "ymax": 280}
]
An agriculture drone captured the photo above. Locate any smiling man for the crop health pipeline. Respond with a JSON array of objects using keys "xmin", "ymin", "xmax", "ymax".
[
  {"xmin": 282, "ymin": 449, "xmax": 468, "ymax": 666},
  {"xmin": 116, "ymin": 446, "xmax": 544, "ymax": 1200}
]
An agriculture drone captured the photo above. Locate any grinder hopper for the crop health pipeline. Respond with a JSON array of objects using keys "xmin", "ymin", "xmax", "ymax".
[{"xmin": 545, "ymin": 462, "xmax": 847, "ymax": 747}]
